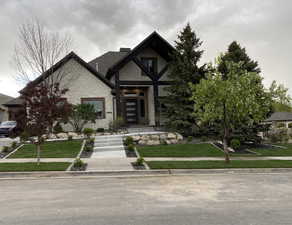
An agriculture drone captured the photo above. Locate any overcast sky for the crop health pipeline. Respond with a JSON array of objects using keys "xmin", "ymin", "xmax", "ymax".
[{"xmin": 0, "ymin": 0, "xmax": 291, "ymax": 97}]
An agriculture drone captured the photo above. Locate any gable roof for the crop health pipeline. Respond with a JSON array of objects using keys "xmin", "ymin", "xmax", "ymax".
[
  {"xmin": 0, "ymin": 93, "xmax": 14, "ymax": 109},
  {"xmin": 88, "ymin": 51, "xmax": 128, "ymax": 76},
  {"xmin": 265, "ymin": 112, "xmax": 292, "ymax": 122},
  {"xmin": 20, "ymin": 51, "xmax": 114, "ymax": 93},
  {"xmin": 2, "ymin": 97, "xmax": 24, "ymax": 107},
  {"xmin": 106, "ymin": 31, "xmax": 175, "ymax": 79}
]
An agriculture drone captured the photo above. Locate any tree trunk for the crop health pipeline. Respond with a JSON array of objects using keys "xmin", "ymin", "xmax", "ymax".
[
  {"xmin": 36, "ymin": 143, "xmax": 41, "ymax": 165},
  {"xmin": 223, "ymin": 127, "xmax": 230, "ymax": 163}
]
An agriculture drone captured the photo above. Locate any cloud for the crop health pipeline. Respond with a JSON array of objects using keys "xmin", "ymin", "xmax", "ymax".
[{"xmin": 0, "ymin": 0, "xmax": 291, "ymax": 97}]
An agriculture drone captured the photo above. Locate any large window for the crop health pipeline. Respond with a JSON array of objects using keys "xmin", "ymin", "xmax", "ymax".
[
  {"xmin": 81, "ymin": 98, "xmax": 105, "ymax": 119},
  {"xmin": 141, "ymin": 57, "xmax": 157, "ymax": 76}
]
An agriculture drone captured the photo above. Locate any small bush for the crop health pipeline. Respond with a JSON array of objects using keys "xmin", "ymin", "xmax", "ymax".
[
  {"xmin": 269, "ymin": 133, "xmax": 281, "ymax": 143},
  {"xmin": 124, "ymin": 136, "xmax": 134, "ymax": 146},
  {"xmin": 109, "ymin": 116, "xmax": 125, "ymax": 132},
  {"xmin": 187, "ymin": 136, "xmax": 193, "ymax": 142},
  {"xmin": 135, "ymin": 157, "xmax": 145, "ymax": 166},
  {"xmin": 230, "ymin": 139, "xmax": 241, "ymax": 150},
  {"xmin": 84, "ymin": 144, "xmax": 93, "ymax": 152},
  {"xmin": 288, "ymin": 123, "xmax": 292, "ymax": 128},
  {"xmin": 73, "ymin": 158, "xmax": 85, "ymax": 168},
  {"xmin": 277, "ymin": 122, "xmax": 286, "ymax": 128},
  {"xmin": 201, "ymin": 136, "xmax": 208, "ymax": 142},
  {"xmin": 20, "ymin": 131, "xmax": 30, "ymax": 142},
  {"xmin": 67, "ymin": 135, "xmax": 73, "ymax": 141},
  {"xmin": 96, "ymin": 128, "xmax": 105, "ymax": 133},
  {"xmin": 2, "ymin": 146, "xmax": 10, "ymax": 153},
  {"xmin": 88, "ymin": 138, "xmax": 95, "ymax": 145},
  {"xmin": 83, "ymin": 128, "xmax": 94, "ymax": 139},
  {"xmin": 53, "ymin": 122, "xmax": 63, "ymax": 133},
  {"xmin": 11, "ymin": 141, "xmax": 18, "ymax": 149},
  {"xmin": 127, "ymin": 144, "xmax": 135, "ymax": 151}
]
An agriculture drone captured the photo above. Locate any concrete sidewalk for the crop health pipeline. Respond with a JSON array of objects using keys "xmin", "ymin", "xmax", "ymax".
[
  {"xmin": 0, "ymin": 158, "xmax": 74, "ymax": 163},
  {"xmin": 143, "ymin": 156, "xmax": 292, "ymax": 161}
]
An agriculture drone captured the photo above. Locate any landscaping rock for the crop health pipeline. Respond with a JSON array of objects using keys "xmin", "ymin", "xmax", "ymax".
[
  {"xmin": 147, "ymin": 140, "xmax": 160, "ymax": 145},
  {"xmin": 47, "ymin": 134, "xmax": 57, "ymax": 139},
  {"xmin": 138, "ymin": 140, "xmax": 147, "ymax": 145},
  {"xmin": 56, "ymin": 133, "xmax": 68, "ymax": 139},
  {"xmin": 160, "ymin": 134, "xmax": 167, "ymax": 140},
  {"xmin": 132, "ymin": 135, "xmax": 141, "ymax": 142},
  {"xmin": 68, "ymin": 132, "xmax": 78, "ymax": 137},
  {"xmin": 151, "ymin": 135, "xmax": 160, "ymax": 140},
  {"xmin": 176, "ymin": 133, "xmax": 183, "ymax": 140},
  {"xmin": 167, "ymin": 133, "xmax": 177, "ymax": 139}
]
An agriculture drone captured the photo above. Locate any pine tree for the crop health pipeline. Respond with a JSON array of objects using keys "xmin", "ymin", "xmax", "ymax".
[
  {"xmin": 164, "ymin": 23, "xmax": 205, "ymax": 135},
  {"xmin": 218, "ymin": 41, "xmax": 260, "ymax": 79}
]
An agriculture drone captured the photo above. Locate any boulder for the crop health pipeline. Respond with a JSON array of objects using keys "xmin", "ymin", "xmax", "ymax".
[
  {"xmin": 141, "ymin": 135, "xmax": 150, "ymax": 141},
  {"xmin": 167, "ymin": 132, "xmax": 177, "ymax": 139},
  {"xmin": 56, "ymin": 133, "xmax": 68, "ymax": 139},
  {"xmin": 131, "ymin": 135, "xmax": 141, "ymax": 142},
  {"xmin": 170, "ymin": 139, "xmax": 178, "ymax": 144},
  {"xmin": 159, "ymin": 134, "xmax": 167, "ymax": 140},
  {"xmin": 150, "ymin": 135, "xmax": 160, "ymax": 140},
  {"xmin": 138, "ymin": 140, "xmax": 147, "ymax": 145},
  {"xmin": 147, "ymin": 140, "xmax": 160, "ymax": 145},
  {"xmin": 47, "ymin": 133, "xmax": 57, "ymax": 139},
  {"xmin": 68, "ymin": 132, "xmax": 78, "ymax": 137},
  {"xmin": 176, "ymin": 133, "xmax": 183, "ymax": 141},
  {"xmin": 166, "ymin": 140, "xmax": 172, "ymax": 145}
]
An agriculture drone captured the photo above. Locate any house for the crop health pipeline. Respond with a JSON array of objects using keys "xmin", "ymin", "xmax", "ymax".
[
  {"xmin": 264, "ymin": 112, "xmax": 292, "ymax": 128},
  {"xmin": 0, "ymin": 93, "xmax": 14, "ymax": 123},
  {"xmin": 4, "ymin": 31, "xmax": 174, "ymax": 130}
]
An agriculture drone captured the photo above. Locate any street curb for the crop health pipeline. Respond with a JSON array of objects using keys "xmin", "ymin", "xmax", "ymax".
[{"xmin": 2, "ymin": 168, "xmax": 292, "ymax": 179}]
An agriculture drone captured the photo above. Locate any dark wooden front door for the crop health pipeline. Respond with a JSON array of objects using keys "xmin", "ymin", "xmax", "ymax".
[{"xmin": 124, "ymin": 98, "xmax": 138, "ymax": 124}]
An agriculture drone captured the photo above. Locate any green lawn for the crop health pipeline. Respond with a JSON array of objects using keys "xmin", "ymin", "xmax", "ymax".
[
  {"xmin": 0, "ymin": 162, "xmax": 70, "ymax": 172},
  {"xmin": 248, "ymin": 144, "xmax": 292, "ymax": 156},
  {"xmin": 8, "ymin": 140, "xmax": 82, "ymax": 158},
  {"xmin": 147, "ymin": 160, "xmax": 292, "ymax": 169},
  {"xmin": 137, "ymin": 143, "xmax": 224, "ymax": 157}
]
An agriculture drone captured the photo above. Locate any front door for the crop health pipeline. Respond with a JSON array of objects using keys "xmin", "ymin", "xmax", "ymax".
[{"xmin": 124, "ymin": 98, "xmax": 138, "ymax": 124}]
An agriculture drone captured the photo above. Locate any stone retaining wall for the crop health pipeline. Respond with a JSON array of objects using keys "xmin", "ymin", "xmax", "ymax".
[{"xmin": 129, "ymin": 132, "xmax": 183, "ymax": 145}]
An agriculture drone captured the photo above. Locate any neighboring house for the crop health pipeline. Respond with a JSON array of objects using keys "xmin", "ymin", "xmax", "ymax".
[
  {"xmin": 0, "ymin": 93, "xmax": 14, "ymax": 123},
  {"xmin": 5, "ymin": 31, "xmax": 174, "ymax": 130},
  {"xmin": 264, "ymin": 112, "xmax": 292, "ymax": 128}
]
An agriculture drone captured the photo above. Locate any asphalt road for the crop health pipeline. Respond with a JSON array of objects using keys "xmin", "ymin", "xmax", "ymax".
[{"xmin": 1, "ymin": 173, "xmax": 292, "ymax": 225}]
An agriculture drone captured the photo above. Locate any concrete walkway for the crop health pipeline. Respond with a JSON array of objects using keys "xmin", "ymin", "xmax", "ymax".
[
  {"xmin": 143, "ymin": 156, "xmax": 292, "ymax": 161},
  {"xmin": 0, "ymin": 158, "xmax": 74, "ymax": 163},
  {"xmin": 86, "ymin": 135, "xmax": 134, "ymax": 171}
]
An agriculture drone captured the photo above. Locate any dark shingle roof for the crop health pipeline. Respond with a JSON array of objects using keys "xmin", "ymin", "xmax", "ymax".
[
  {"xmin": 0, "ymin": 93, "xmax": 14, "ymax": 109},
  {"xmin": 88, "ymin": 51, "xmax": 129, "ymax": 76},
  {"xmin": 3, "ymin": 97, "xmax": 24, "ymax": 106},
  {"xmin": 265, "ymin": 112, "xmax": 292, "ymax": 122}
]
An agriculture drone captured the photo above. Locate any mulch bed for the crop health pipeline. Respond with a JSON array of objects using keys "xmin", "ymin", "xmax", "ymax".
[
  {"xmin": 131, "ymin": 162, "xmax": 146, "ymax": 170},
  {"xmin": 213, "ymin": 142, "xmax": 256, "ymax": 155},
  {"xmin": 71, "ymin": 163, "xmax": 87, "ymax": 171},
  {"xmin": 125, "ymin": 149, "xmax": 137, "ymax": 157}
]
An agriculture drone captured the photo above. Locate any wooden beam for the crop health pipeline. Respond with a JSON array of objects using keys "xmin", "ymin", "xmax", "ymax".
[
  {"xmin": 153, "ymin": 79, "xmax": 160, "ymax": 127},
  {"xmin": 120, "ymin": 80, "xmax": 173, "ymax": 86},
  {"xmin": 115, "ymin": 71, "xmax": 122, "ymax": 117},
  {"xmin": 132, "ymin": 57, "xmax": 154, "ymax": 80},
  {"xmin": 157, "ymin": 64, "xmax": 168, "ymax": 80}
]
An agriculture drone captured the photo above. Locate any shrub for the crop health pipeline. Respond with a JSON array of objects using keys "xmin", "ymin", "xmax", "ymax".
[
  {"xmin": 288, "ymin": 123, "xmax": 292, "ymax": 128},
  {"xmin": 269, "ymin": 133, "xmax": 281, "ymax": 143},
  {"xmin": 127, "ymin": 144, "xmax": 135, "ymax": 152},
  {"xmin": 88, "ymin": 138, "xmax": 95, "ymax": 145},
  {"xmin": 84, "ymin": 144, "xmax": 93, "ymax": 152},
  {"xmin": 96, "ymin": 128, "xmax": 105, "ymax": 133},
  {"xmin": 124, "ymin": 136, "xmax": 134, "ymax": 146},
  {"xmin": 201, "ymin": 136, "xmax": 208, "ymax": 142},
  {"xmin": 230, "ymin": 139, "xmax": 241, "ymax": 150},
  {"xmin": 278, "ymin": 128, "xmax": 289, "ymax": 143},
  {"xmin": 11, "ymin": 141, "xmax": 18, "ymax": 149},
  {"xmin": 135, "ymin": 157, "xmax": 145, "ymax": 166},
  {"xmin": 20, "ymin": 131, "xmax": 30, "ymax": 142},
  {"xmin": 2, "ymin": 146, "xmax": 10, "ymax": 153},
  {"xmin": 109, "ymin": 117, "xmax": 125, "ymax": 132},
  {"xmin": 53, "ymin": 122, "xmax": 63, "ymax": 133},
  {"xmin": 73, "ymin": 158, "xmax": 85, "ymax": 168},
  {"xmin": 67, "ymin": 135, "xmax": 73, "ymax": 141},
  {"xmin": 83, "ymin": 128, "xmax": 94, "ymax": 139},
  {"xmin": 277, "ymin": 122, "xmax": 286, "ymax": 128},
  {"xmin": 187, "ymin": 136, "xmax": 193, "ymax": 142}
]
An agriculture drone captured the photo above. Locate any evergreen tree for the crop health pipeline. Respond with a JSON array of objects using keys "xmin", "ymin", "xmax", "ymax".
[
  {"xmin": 218, "ymin": 41, "xmax": 260, "ymax": 79},
  {"xmin": 164, "ymin": 23, "xmax": 205, "ymax": 135}
]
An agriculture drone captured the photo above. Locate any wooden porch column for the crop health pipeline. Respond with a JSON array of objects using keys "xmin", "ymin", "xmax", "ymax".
[
  {"xmin": 153, "ymin": 79, "xmax": 160, "ymax": 127},
  {"xmin": 115, "ymin": 71, "xmax": 122, "ymax": 118}
]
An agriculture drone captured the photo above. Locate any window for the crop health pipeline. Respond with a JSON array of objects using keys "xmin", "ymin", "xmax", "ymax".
[
  {"xmin": 81, "ymin": 98, "xmax": 105, "ymax": 119},
  {"xmin": 141, "ymin": 57, "xmax": 157, "ymax": 76}
]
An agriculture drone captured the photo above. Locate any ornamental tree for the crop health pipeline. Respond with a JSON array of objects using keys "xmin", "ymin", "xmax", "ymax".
[
  {"xmin": 191, "ymin": 60, "xmax": 272, "ymax": 163},
  {"xmin": 164, "ymin": 23, "xmax": 206, "ymax": 135},
  {"xmin": 20, "ymin": 82, "xmax": 72, "ymax": 164},
  {"xmin": 67, "ymin": 104, "xmax": 97, "ymax": 133}
]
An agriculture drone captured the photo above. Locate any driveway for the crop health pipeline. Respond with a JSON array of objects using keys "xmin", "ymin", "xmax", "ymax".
[{"xmin": 1, "ymin": 173, "xmax": 292, "ymax": 225}]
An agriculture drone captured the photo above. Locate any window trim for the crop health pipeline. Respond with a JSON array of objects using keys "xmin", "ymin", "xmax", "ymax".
[
  {"xmin": 81, "ymin": 97, "xmax": 106, "ymax": 119},
  {"xmin": 140, "ymin": 57, "xmax": 157, "ymax": 76}
]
